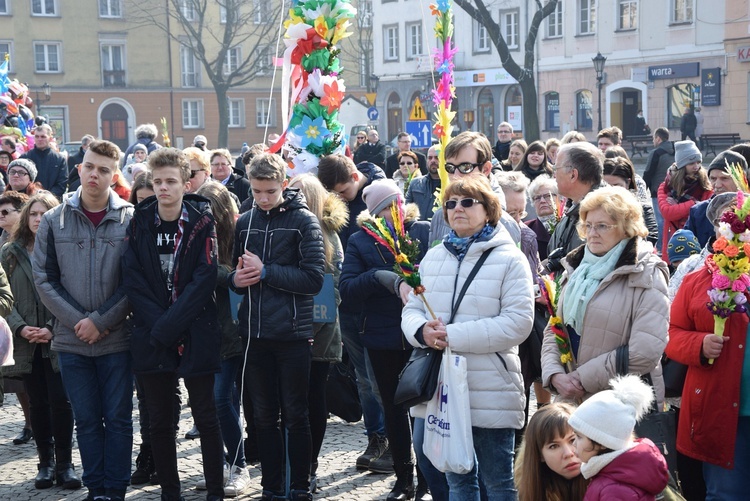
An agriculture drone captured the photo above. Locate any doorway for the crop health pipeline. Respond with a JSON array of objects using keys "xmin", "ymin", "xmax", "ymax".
[
  {"xmin": 100, "ymin": 103, "xmax": 129, "ymax": 151},
  {"xmin": 622, "ymin": 90, "xmax": 640, "ymax": 137}
]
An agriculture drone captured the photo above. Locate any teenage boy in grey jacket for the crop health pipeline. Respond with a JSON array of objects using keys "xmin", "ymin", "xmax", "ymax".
[{"xmin": 33, "ymin": 139, "xmax": 134, "ymax": 501}]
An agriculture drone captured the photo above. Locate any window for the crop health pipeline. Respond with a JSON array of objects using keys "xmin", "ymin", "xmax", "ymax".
[
  {"xmin": 99, "ymin": 0, "xmax": 122, "ymax": 18},
  {"xmin": 0, "ymin": 41, "xmax": 12, "ymax": 71},
  {"xmin": 505, "ymin": 85, "xmax": 523, "ymax": 132},
  {"xmin": 547, "ymin": 2, "xmax": 562, "ymax": 38},
  {"xmin": 253, "ymin": 0, "xmax": 269, "ymax": 24},
  {"xmin": 358, "ymin": 0, "xmax": 372, "ymax": 28},
  {"xmin": 32, "ymin": 0, "xmax": 57, "ymax": 16},
  {"xmin": 228, "ymin": 98, "xmax": 245, "ymax": 128},
  {"xmin": 180, "ymin": 45, "xmax": 200, "ymax": 87},
  {"xmin": 618, "ymin": 0, "xmax": 637, "ymax": 30},
  {"xmin": 101, "ymin": 44, "xmax": 126, "ymax": 87},
  {"xmin": 576, "ymin": 90, "xmax": 593, "ymax": 131},
  {"xmin": 501, "ymin": 11, "xmax": 519, "ymax": 50},
  {"xmin": 667, "ymin": 83, "xmax": 698, "ymax": 128},
  {"xmin": 359, "ymin": 44, "xmax": 373, "ymax": 88},
  {"xmin": 33, "ymin": 42, "xmax": 61, "ymax": 73},
  {"xmin": 178, "ymin": 0, "xmax": 196, "ymax": 21},
  {"xmin": 672, "ymin": 0, "xmax": 693, "ymax": 23},
  {"xmin": 254, "ymin": 45, "xmax": 274, "ymax": 75},
  {"xmin": 256, "ymin": 98, "xmax": 276, "ymax": 127},
  {"xmin": 578, "ymin": 0, "xmax": 596, "ymax": 35},
  {"xmin": 224, "ymin": 47, "xmax": 240, "ymax": 75},
  {"xmin": 220, "ymin": 6, "xmax": 227, "ymax": 23},
  {"xmin": 545, "ymin": 92, "xmax": 560, "ymax": 131},
  {"xmin": 474, "ymin": 20, "xmax": 490, "ymax": 53},
  {"xmin": 383, "ymin": 25, "xmax": 398, "ymax": 62},
  {"xmin": 406, "ymin": 23, "xmax": 423, "ymax": 59},
  {"xmin": 0, "ymin": 0, "xmax": 9, "ymax": 15},
  {"xmin": 182, "ymin": 99, "xmax": 203, "ymax": 128}
]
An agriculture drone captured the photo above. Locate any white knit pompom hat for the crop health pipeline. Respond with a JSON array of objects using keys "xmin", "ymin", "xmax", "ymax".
[{"xmin": 568, "ymin": 374, "xmax": 654, "ymax": 451}]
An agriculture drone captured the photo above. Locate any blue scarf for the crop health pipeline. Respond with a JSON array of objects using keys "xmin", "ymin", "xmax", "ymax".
[
  {"xmin": 444, "ymin": 224, "xmax": 494, "ymax": 261},
  {"xmin": 561, "ymin": 239, "xmax": 628, "ymax": 333}
]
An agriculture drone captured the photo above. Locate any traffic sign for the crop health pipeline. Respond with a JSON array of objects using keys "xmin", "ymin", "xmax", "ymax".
[
  {"xmin": 367, "ymin": 107, "xmax": 379, "ymax": 121},
  {"xmin": 405, "ymin": 120, "xmax": 432, "ymax": 148},
  {"xmin": 409, "ymin": 98, "xmax": 427, "ymax": 121},
  {"xmin": 365, "ymin": 93, "xmax": 377, "ymax": 106}
]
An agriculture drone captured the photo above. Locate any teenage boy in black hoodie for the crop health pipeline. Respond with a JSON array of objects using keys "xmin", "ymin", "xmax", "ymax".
[
  {"xmin": 122, "ymin": 148, "xmax": 224, "ymax": 501},
  {"xmin": 230, "ymin": 153, "xmax": 325, "ymax": 501}
]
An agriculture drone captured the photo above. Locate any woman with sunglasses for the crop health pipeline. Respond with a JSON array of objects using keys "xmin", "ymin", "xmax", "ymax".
[
  {"xmin": 402, "ymin": 175, "xmax": 535, "ymax": 499},
  {"xmin": 540, "ymin": 186, "xmax": 669, "ymax": 406},
  {"xmin": 1, "ymin": 191, "xmax": 82, "ymax": 490},
  {"xmin": 353, "ymin": 132, "xmax": 367, "ymax": 153},
  {"xmin": 393, "ymin": 150, "xmax": 422, "ymax": 194}
]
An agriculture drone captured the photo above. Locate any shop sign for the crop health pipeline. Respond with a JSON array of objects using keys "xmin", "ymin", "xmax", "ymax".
[
  {"xmin": 648, "ymin": 62, "xmax": 700, "ymax": 80},
  {"xmin": 738, "ymin": 47, "xmax": 750, "ymax": 63},
  {"xmin": 701, "ymin": 68, "xmax": 721, "ymax": 106}
]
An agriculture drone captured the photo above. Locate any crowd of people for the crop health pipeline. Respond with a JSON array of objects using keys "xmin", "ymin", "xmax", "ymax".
[{"xmin": 0, "ymin": 115, "xmax": 747, "ymax": 501}]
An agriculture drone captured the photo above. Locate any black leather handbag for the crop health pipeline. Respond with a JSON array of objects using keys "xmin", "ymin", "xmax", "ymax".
[{"xmin": 394, "ymin": 249, "xmax": 492, "ymax": 407}]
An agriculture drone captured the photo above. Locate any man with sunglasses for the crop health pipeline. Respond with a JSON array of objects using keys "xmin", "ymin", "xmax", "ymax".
[
  {"xmin": 493, "ymin": 122, "xmax": 514, "ymax": 163},
  {"xmin": 428, "ymin": 131, "xmax": 521, "ymax": 246},
  {"xmin": 384, "ymin": 132, "xmax": 427, "ymax": 179},
  {"xmin": 406, "ymin": 145, "xmax": 441, "ymax": 221}
]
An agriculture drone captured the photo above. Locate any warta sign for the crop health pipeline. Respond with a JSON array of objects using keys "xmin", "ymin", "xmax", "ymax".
[{"xmin": 648, "ymin": 62, "xmax": 700, "ymax": 80}]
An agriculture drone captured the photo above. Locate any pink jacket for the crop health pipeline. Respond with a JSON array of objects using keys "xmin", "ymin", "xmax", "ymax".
[
  {"xmin": 582, "ymin": 439, "xmax": 668, "ymax": 501},
  {"xmin": 657, "ymin": 180, "xmax": 712, "ymax": 263}
]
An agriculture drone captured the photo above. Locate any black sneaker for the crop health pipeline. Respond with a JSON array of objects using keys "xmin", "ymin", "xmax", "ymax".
[
  {"xmin": 368, "ymin": 443, "xmax": 394, "ymax": 474},
  {"xmin": 356, "ymin": 435, "xmax": 387, "ymax": 470},
  {"xmin": 130, "ymin": 450, "xmax": 155, "ymax": 486}
]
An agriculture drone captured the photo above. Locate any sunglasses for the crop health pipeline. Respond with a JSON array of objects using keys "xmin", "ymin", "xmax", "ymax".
[
  {"xmin": 0, "ymin": 209, "xmax": 19, "ymax": 216},
  {"xmin": 399, "ymin": 162, "xmax": 415, "ymax": 166},
  {"xmin": 445, "ymin": 162, "xmax": 483, "ymax": 174},
  {"xmin": 445, "ymin": 198, "xmax": 483, "ymax": 210},
  {"xmin": 190, "ymin": 170, "xmax": 204, "ymax": 179}
]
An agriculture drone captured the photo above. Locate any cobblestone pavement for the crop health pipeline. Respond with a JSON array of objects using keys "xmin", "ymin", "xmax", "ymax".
[{"xmin": 0, "ymin": 389, "xmax": 396, "ymax": 500}]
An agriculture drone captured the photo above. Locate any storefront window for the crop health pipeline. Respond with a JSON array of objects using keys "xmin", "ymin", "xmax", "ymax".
[
  {"xmin": 478, "ymin": 88, "xmax": 494, "ymax": 139},
  {"xmin": 504, "ymin": 85, "xmax": 523, "ymax": 133},
  {"xmin": 667, "ymin": 83, "xmax": 698, "ymax": 129},
  {"xmin": 576, "ymin": 90, "xmax": 593, "ymax": 131},
  {"xmin": 545, "ymin": 92, "xmax": 560, "ymax": 131}
]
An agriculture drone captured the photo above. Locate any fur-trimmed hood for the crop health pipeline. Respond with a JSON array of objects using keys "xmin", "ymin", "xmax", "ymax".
[
  {"xmin": 321, "ymin": 192, "xmax": 349, "ymax": 234},
  {"xmin": 355, "ymin": 202, "xmax": 421, "ymax": 228}
]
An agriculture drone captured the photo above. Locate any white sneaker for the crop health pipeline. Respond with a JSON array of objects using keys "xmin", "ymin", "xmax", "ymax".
[
  {"xmin": 196, "ymin": 463, "xmax": 229, "ymax": 490},
  {"xmin": 223, "ymin": 465, "xmax": 251, "ymax": 498}
]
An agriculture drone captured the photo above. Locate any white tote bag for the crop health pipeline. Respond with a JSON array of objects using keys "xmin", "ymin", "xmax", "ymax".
[
  {"xmin": 0, "ymin": 316, "xmax": 14, "ymax": 367},
  {"xmin": 423, "ymin": 347, "xmax": 474, "ymax": 474}
]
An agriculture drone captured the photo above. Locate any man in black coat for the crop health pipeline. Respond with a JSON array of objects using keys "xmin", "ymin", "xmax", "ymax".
[
  {"xmin": 210, "ymin": 149, "xmax": 251, "ymax": 205},
  {"xmin": 20, "ymin": 124, "xmax": 67, "ymax": 198},
  {"xmin": 493, "ymin": 122, "xmax": 513, "ymax": 162},
  {"xmin": 680, "ymin": 107, "xmax": 697, "ymax": 142},
  {"xmin": 384, "ymin": 132, "xmax": 427, "ymax": 178},
  {"xmin": 353, "ymin": 129, "xmax": 387, "ymax": 168},
  {"xmin": 66, "ymin": 134, "xmax": 95, "ymax": 191}
]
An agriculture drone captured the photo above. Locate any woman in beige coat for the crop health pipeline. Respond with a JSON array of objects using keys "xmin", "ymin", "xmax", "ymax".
[{"xmin": 541, "ymin": 186, "xmax": 669, "ymax": 404}]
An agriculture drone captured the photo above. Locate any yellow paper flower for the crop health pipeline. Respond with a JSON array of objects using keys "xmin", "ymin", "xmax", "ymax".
[
  {"xmin": 331, "ymin": 19, "xmax": 352, "ymax": 45},
  {"xmin": 314, "ymin": 16, "xmax": 329, "ymax": 39},
  {"xmin": 561, "ymin": 353, "xmax": 573, "ymax": 364}
]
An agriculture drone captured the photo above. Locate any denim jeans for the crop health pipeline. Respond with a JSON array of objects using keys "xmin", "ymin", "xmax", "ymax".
[
  {"xmin": 22, "ymin": 348, "xmax": 74, "ymax": 451},
  {"xmin": 139, "ymin": 372, "xmax": 225, "ymax": 500},
  {"xmin": 413, "ymin": 417, "xmax": 449, "ymax": 501},
  {"xmin": 215, "ymin": 356, "xmax": 246, "ymax": 468},
  {"xmin": 445, "ymin": 427, "xmax": 517, "ymax": 501},
  {"xmin": 246, "ymin": 338, "xmax": 312, "ymax": 493},
  {"xmin": 340, "ymin": 310, "xmax": 385, "ymax": 437},
  {"xmin": 652, "ymin": 197, "xmax": 664, "ymax": 253},
  {"xmin": 58, "ymin": 351, "xmax": 133, "ymax": 498},
  {"xmin": 703, "ymin": 416, "xmax": 750, "ymax": 500}
]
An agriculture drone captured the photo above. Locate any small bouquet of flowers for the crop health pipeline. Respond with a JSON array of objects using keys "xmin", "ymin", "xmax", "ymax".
[
  {"xmin": 360, "ymin": 199, "xmax": 436, "ymax": 319},
  {"xmin": 160, "ymin": 117, "xmax": 171, "ymax": 148},
  {"xmin": 539, "ymin": 274, "xmax": 575, "ymax": 373},
  {"xmin": 543, "ymin": 196, "xmax": 567, "ymax": 235},
  {"xmin": 707, "ymin": 176, "xmax": 750, "ymax": 363}
]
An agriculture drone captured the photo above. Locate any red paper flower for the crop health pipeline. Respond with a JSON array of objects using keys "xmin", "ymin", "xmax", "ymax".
[{"xmin": 320, "ymin": 80, "xmax": 344, "ymax": 114}]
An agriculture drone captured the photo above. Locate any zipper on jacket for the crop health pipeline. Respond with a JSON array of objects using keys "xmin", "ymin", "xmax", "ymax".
[
  {"xmin": 496, "ymin": 353, "xmax": 508, "ymax": 372},
  {"xmin": 256, "ymin": 218, "xmax": 271, "ymax": 339}
]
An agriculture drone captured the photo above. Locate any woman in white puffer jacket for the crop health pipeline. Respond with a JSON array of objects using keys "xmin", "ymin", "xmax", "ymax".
[{"xmin": 401, "ymin": 175, "xmax": 535, "ymax": 500}]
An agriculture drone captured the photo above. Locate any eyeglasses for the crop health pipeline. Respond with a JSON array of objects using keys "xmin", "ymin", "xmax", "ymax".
[
  {"xmin": 399, "ymin": 162, "xmax": 415, "ymax": 166},
  {"xmin": 190, "ymin": 170, "xmax": 204, "ymax": 179},
  {"xmin": 507, "ymin": 210, "xmax": 527, "ymax": 220},
  {"xmin": 445, "ymin": 162, "xmax": 483, "ymax": 174},
  {"xmin": 0, "ymin": 209, "xmax": 19, "ymax": 216},
  {"xmin": 398, "ymin": 140, "xmax": 411, "ymax": 144},
  {"xmin": 445, "ymin": 198, "xmax": 483, "ymax": 210},
  {"xmin": 8, "ymin": 169, "xmax": 29, "ymax": 177},
  {"xmin": 578, "ymin": 222, "xmax": 618, "ymax": 235},
  {"xmin": 497, "ymin": 130, "xmax": 512, "ymax": 134},
  {"xmin": 211, "ymin": 162, "xmax": 230, "ymax": 168},
  {"xmin": 553, "ymin": 164, "xmax": 571, "ymax": 171},
  {"xmin": 532, "ymin": 192, "xmax": 556, "ymax": 203}
]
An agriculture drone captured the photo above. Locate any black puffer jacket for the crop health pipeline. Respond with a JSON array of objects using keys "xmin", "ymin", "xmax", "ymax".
[
  {"xmin": 230, "ymin": 188, "xmax": 325, "ymax": 342},
  {"xmin": 122, "ymin": 194, "xmax": 221, "ymax": 376}
]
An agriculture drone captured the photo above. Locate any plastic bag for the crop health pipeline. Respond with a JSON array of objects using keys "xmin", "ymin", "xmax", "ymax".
[
  {"xmin": 423, "ymin": 347, "xmax": 474, "ymax": 474},
  {"xmin": 0, "ymin": 316, "xmax": 14, "ymax": 367}
]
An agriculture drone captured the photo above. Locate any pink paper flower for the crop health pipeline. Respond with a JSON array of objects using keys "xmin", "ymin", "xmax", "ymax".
[{"xmin": 712, "ymin": 274, "xmax": 732, "ymax": 290}]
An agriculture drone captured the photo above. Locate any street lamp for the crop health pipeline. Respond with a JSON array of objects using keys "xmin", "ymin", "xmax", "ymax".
[
  {"xmin": 34, "ymin": 82, "xmax": 52, "ymax": 116},
  {"xmin": 592, "ymin": 52, "xmax": 606, "ymax": 131}
]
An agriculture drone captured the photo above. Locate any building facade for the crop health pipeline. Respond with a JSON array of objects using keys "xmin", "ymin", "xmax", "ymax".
[{"xmin": 0, "ymin": 0, "xmax": 366, "ymax": 152}]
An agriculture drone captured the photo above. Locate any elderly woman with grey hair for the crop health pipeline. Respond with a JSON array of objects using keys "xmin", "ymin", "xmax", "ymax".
[{"xmin": 523, "ymin": 175, "xmax": 560, "ymax": 261}]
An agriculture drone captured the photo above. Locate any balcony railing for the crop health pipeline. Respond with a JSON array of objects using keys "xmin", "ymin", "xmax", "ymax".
[{"xmin": 103, "ymin": 70, "xmax": 126, "ymax": 87}]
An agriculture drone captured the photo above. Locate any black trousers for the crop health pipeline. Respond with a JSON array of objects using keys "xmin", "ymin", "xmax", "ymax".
[
  {"xmin": 308, "ymin": 360, "xmax": 330, "ymax": 470},
  {"xmin": 367, "ymin": 348, "xmax": 414, "ymax": 476},
  {"xmin": 22, "ymin": 348, "xmax": 74, "ymax": 451},
  {"xmin": 138, "ymin": 372, "xmax": 224, "ymax": 500}
]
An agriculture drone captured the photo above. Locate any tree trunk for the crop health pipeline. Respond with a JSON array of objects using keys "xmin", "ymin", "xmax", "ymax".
[
  {"xmin": 520, "ymin": 78, "xmax": 540, "ymax": 142},
  {"xmin": 214, "ymin": 84, "xmax": 229, "ymax": 148}
]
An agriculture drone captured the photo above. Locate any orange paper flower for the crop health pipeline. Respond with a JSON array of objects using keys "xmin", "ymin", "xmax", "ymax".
[
  {"xmin": 725, "ymin": 245, "xmax": 740, "ymax": 258},
  {"xmin": 713, "ymin": 236, "xmax": 729, "ymax": 252}
]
